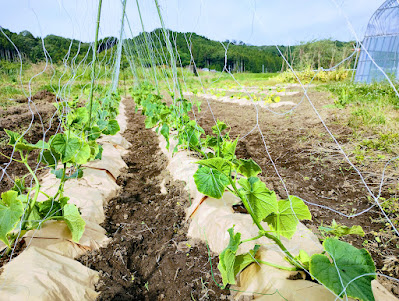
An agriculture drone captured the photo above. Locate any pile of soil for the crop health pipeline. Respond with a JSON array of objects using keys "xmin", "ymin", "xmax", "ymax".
[{"xmin": 78, "ymin": 98, "xmax": 229, "ymax": 300}]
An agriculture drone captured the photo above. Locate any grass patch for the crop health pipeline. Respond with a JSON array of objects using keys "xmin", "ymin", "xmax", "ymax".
[{"xmin": 322, "ymin": 81, "xmax": 399, "ymax": 108}]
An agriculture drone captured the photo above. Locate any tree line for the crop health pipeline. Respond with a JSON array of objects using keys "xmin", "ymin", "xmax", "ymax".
[{"xmin": 0, "ymin": 27, "xmax": 355, "ymax": 73}]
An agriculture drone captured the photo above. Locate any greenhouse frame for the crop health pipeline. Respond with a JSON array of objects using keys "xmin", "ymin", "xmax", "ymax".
[{"xmin": 355, "ymin": 0, "xmax": 399, "ymax": 83}]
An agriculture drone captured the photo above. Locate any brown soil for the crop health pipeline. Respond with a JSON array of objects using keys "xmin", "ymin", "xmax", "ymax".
[
  {"xmin": 0, "ymin": 90, "xmax": 59, "ymax": 194},
  {"xmin": 1, "ymin": 87, "xmax": 397, "ymax": 298},
  {"xmin": 78, "ymin": 98, "xmax": 229, "ymax": 300},
  {"xmin": 192, "ymin": 89, "xmax": 399, "ymax": 296},
  {"xmin": 0, "ymin": 90, "xmax": 58, "ymax": 267}
]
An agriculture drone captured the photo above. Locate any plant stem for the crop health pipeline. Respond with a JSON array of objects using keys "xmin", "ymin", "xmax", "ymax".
[
  {"xmin": 20, "ymin": 152, "xmax": 40, "ymax": 230},
  {"xmin": 136, "ymin": 0, "xmax": 159, "ymax": 94},
  {"xmin": 87, "ymin": 0, "xmax": 103, "ymax": 129},
  {"xmin": 261, "ymin": 231, "xmax": 301, "ymax": 268},
  {"xmin": 228, "ymin": 176, "xmax": 300, "ymax": 269},
  {"xmin": 256, "ymin": 260, "xmax": 298, "ymax": 271},
  {"xmin": 189, "ymin": 144, "xmax": 206, "ymax": 157},
  {"xmin": 0, "ymin": 151, "xmax": 24, "ymax": 163},
  {"xmin": 53, "ymin": 163, "xmax": 67, "ymax": 200},
  {"xmin": 240, "ymin": 234, "xmax": 264, "ymax": 244}
]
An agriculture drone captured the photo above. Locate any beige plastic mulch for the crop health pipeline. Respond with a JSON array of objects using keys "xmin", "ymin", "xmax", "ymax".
[
  {"xmin": 157, "ymin": 135, "xmax": 398, "ymax": 301},
  {"xmin": 0, "ymin": 103, "xmax": 130, "ymax": 301},
  {"xmin": 183, "ymin": 91, "xmax": 298, "ymax": 109}
]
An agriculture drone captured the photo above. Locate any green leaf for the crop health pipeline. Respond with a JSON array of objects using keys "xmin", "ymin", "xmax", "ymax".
[
  {"xmin": 160, "ymin": 124, "xmax": 170, "ymax": 150},
  {"xmin": 263, "ymin": 196, "xmax": 311, "ymax": 239},
  {"xmin": 233, "ymin": 245, "xmax": 261, "ymax": 276},
  {"xmin": 0, "ymin": 191, "xmax": 24, "ymax": 246},
  {"xmin": 11, "ymin": 177, "xmax": 26, "ymax": 195},
  {"xmin": 39, "ymin": 150, "xmax": 60, "ymax": 168},
  {"xmin": 319, "ymin": 220, "xmax": 365, "ymax": 238},
  {"xmin": 193, "ymin": 166, "xmax": 229, "ymax": 199},
  {"xmin": 212, "ymin": 120, "xmax": 227, "ymax": 134},
  {"xmin": 88, "ymin": 140, "xmax": 99, "ymax": 159},
  {"xmin": 68, "ymin": 107, "xmax": 89, "ymax": 128},
  {"xmin": 218, "ymin": 227, "xmax": 241, "ymax": 287},
  {"xmin": 104, "ymin": 119, "xmax": 120, "ymax": 135},
  {"xmin": 51, "ymin": 169, "xmax": 64, "ymax": 179},
  {"xmin": 310, "ymin": 238, "xmax": 376, "ymax": 301},
  {"xmin": 25, "ymin": 205, "xmax": 42, "ymax": 229},
  {"xmin": 94, "ymin": 144, "xmax": 103, "ymax": 160},
  {"xmin": 62, "ymin": 203, "xmax": 85, "ymax": 243},
  {"xmin": 238, "ymin": 177, "xmax": 278, "ymax": 224},
  {"xmin": 145, "ymin": 116, "xmax": 158, "ymax": 129},
  {"xmin": 295, "ymin": 249, "xmax": 311, "ymax": 270},
  {"xmin": 87, "ymin": 126, "xmax": 102, "ymax": 141},
  {"xmin": 185, "ymin": 128, "xmax": 201, "ymax": 148},
  {"xmin": 74, "ymin": 143, "xmax": 91, "ymax": 165},
  {"xmin": 205, "ymin": 136, "xmax": 218, "ymax": 148},
  {"xmin": 220, "ymin": 138, "xmax": 238, "ymax": 160},
  {"xmin": 4, "ymin": 129, "xmax": 25, "ymax": 146},
  {"xmin": 37, "ymin": 198, "xmax": 64, "ymax": 218},
  {"xmin": 97, "ymin": 119, "xmax": 108, "ymax": 131},
  {"xmin": 50, "ymin": 134, "xmax": 82, "ymax": 163},
  {"xmin": 34, "ymin": 140, "xmax": 49, "ymax": 149},
  {"xmin": 195, "ymin": 157, "xmax": 231, "ymax": 176},
  {"xmin": 238, "ymin": 159, "xmax": 262, "ymax": 178},
  {"xmin": 68, "ymin": 168, "xmax": 83, "ymax": 179},
  {"xmin": 75, "ymin": 107, "xmax": 89, "ymax": 124},
  {"xmin": 51, "ymin": 168, "xmax": 83, "ymax": 180}
]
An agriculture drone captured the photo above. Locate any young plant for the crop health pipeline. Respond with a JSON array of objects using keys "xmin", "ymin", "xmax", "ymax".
[
  {"xmin": 0, "ymin": 130, "xmax": 86, "ymax": 249},
  {"xmin": 1, "ymin": 91, "xmax": 122, "ymax": 251},
  {"xmin": 131, "ymin": 84, "xmax": 376, "ymax": 301},
  {"xmin": 193, "ymin": 156, "xmax": 376, "ymax": 301}
]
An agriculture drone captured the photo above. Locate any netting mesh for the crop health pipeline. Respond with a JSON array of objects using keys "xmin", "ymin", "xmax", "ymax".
[{"xmin": 0, "ymin": 0, "xmax": 399, "ymax": 300}]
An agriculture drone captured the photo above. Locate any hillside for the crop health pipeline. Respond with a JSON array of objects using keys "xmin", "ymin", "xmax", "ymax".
[{"xmin": 0, "ymin": 27, "xmax": 354, "ymax": 72}]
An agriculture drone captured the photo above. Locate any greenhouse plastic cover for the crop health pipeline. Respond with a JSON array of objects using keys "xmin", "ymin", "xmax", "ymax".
[{"xmin": 355, "ymin": 0, "xmax": 399, "ymax": 83}]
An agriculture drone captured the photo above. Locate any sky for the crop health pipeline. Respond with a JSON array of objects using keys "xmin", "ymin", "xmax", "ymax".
[{"xmin": 0, "ymin": 0, "xmax": 384, "ymax": 46}]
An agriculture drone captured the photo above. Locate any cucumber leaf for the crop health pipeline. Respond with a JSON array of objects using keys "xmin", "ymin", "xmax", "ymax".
[
  {"xmin": 0, "ymin": 191, "xmax": 24, "ymax": 246},
  {"xmin": 104, "ymin": 119, "xmax": 120, "ymax": 135},
  {"xmin": 160, "ymin": 123, "xmax": 170, "ymax": 150},
  {"xmin": 195, "ymin": 157, "xmax": 231, "ymax": 176},
  {"xmin": 238, "ymin": 159, "xmax": 262, "ymax": 178},
  {"xmin": 4, "ymin": 129, "xmax": 25, "ymax": 145},
  {"xmin": 62, "ymin": 203, "xmax": 85, "ymax": 243},
  {"xmin": 74, "ymin": 143, "xmax": 91, "ymax": 165},
  {"xmin": 87, "ymin": 126, "xmax": 102, "ymax": 141},
  {"xmin": 38, "ymin": 150, "xmax": 59, "ymax": 168},
  {"xmin": 50, "ymin": 134, "xmax": 81, "ymax": 163},
  {"xmin": 295, "ymin": 249, "xmax": 311, "ymax": 270},
  {"xmin": 310, "ymin": 238, "xmax": 376, "ymax": 301},
  {"xmin": 94, "ymin": 144, "xmax": 103, "ymax": 160},
  {"xmin": 233, "ymin": 245, "xmax": 261, "ymax": 276},
  {"xmin": 212, "ymin": 120, "xmax": 227, "ymax": 134},
  {"xmin": 193, "ymin": 166, "xmax": 229, "ymax": 199},
  {"xmin": 220, "ymin": 138, "xmax": 238, "ymax": 160},
  {"xmin": 319, "ymin": 220, "xmax": 365, "ymax": 238},
  {"xmin": 15, "ymin": 140, "xmax": 49, "ymax": 152},
  {"xmin": 263, "ymin": 196, "xmax": 311, "ymax": 239},
  {"xmin": 218, "ymin": 227, "xmax": 241, "ymax": 287},
  {"xmin": 11, "ymin": 177, "xmax": 26, "ymax": 195},
  {"xmin": 238, "ymin": 177, "xmax": 278, "ymax": 224}
]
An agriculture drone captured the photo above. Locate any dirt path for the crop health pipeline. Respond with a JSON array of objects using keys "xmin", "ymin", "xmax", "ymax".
[{"xmin": 78, "ymin": 98, "xmax": 229, "ymax": 300}]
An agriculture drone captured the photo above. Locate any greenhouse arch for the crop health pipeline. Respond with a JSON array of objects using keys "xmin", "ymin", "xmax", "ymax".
[{"xmin": 355, "ymin": 0, "xmax": 399, "ymax": 83}]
